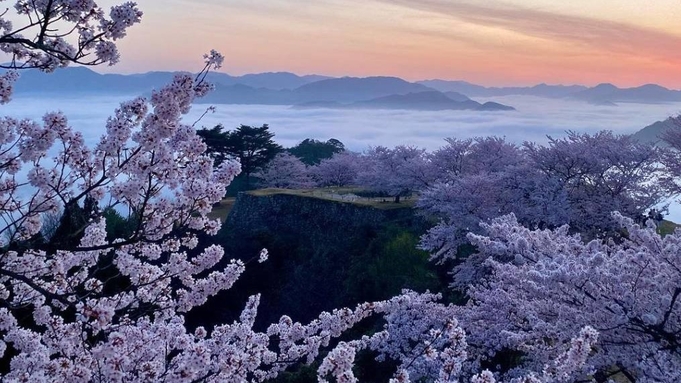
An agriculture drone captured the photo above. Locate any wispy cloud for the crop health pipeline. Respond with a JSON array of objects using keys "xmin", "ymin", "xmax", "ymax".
[{"xmin": 376, "ymin": 0, "xmax": 681, "ymax": 63}]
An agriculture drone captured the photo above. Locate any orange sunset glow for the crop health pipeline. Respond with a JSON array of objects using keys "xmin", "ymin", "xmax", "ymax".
[{"xmin": 102, "ymin": 0, "xmax": 681, "ymax": 87}]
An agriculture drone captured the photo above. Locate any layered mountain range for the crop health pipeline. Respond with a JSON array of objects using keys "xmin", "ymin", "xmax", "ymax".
[
  {"xmin": 9, "ymin": 68, "xmax": 516, "ymax": 111},
  {"xmin": 9, "ymin": 67, "xmax": 681, "ymax": 111},
  {"xmin": 419, "ymin": 80, "xmax": 681, "ymax": 104}
]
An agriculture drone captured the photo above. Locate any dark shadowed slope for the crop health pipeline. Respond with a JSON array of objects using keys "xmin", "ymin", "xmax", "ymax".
[{"xmin": 631, "ymin": 118, "xmax": 679, "ymax": 146}]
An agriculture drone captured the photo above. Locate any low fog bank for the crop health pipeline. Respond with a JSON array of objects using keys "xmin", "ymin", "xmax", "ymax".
[
  {"xmin": 3, "ymin": 95, "xmax": 679, "ymax": 151},
  {"xmin": 188, "ymin": 96, "xmax": 681, "ymax": 151}
]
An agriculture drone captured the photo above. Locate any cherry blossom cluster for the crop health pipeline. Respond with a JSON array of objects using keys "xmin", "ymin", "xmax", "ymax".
[
  {"xmin": 356, "ymin": 145, "xmax": 434, "ymax": 202},
  {"xmin": 0, "ymin": 45, "xmax": 274, "ymax": 380},
  {"xmin": 0, "ymin": 70, "xmax": 19, "ymax": 103},
  {"xmin": 454, "ymin": 212, "xmax": 681, "ymax": 381},
  {"xmin": 256, "ymin": 152, "xmax": 314, "ymax": 189},
  {"xmin": 1, "ymin": 1, "xmax": 142, "ymax": 71},
  {"xmin": 310, "ymin": 151, "xmax": 361, "ymax": 187},
  {"xmin": 415, "ymin": 133, "xmax": 664, "ymax": 289},
  {"xmin": 257, "ymin": 150, "xmax": 362, "ymax": 189}
]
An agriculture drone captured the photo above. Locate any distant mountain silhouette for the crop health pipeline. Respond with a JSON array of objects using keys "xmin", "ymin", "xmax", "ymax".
[
  {"xmin": 14, "ymin": 69, "xmax": 476, "ymax": 108},
  {"xmin": 12, "ymin": 67, "xmax": 150, "ymax": 94},
  {"xmin": 420, "ymin": 79, "xmax": 681, "ymax": 103},
  {"xmin": 631, "ymin": 118, "xmax": 679, "ymax": 146},
  {"xmin": 292, "ymin": 76, "xmax": 433, "ymax": 103},
  {"xmin": 352, "ymin": 91, "xmax": 514, "ymax": 111},
  {"xmin": 570, "ymin": 83, "xmax": 681, "ymax": 104},
  {"xmin": 527, "ymin": 83, "xmax": 590, "ymax": 98},
  {"xmin": 418, "ymin": 80, "xmax": 488, "ymax": 96},
  {"xmin": 234, "ymin": 72, "xmax": 331, "ymax": 90},
  {"xmin": 13, "ymin": 66, "xmax": 679, "ymax": 107},
  {"xmin": 418, "ymin": 80, "xmax": 587, "ymax": 98},
  {"xmin": 199, "ymin": 84, "xmax": 293, "ymax": 104},
  {"xmin": 10, "ymin": 67, "xmax": 330, "ymax": 95},
  {"xmin": 292, "ymin": 91, "xmax": 514, "ymax": 111},
  {"xmin": 202, "ymin": 77, "xmax": 510, "ymax": 109}
]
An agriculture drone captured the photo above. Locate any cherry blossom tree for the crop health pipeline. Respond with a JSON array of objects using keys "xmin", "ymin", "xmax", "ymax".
[
  {"xmin": 418, "ymin": 165, "xmax": 569, "ymax": 276},
  {"xmin": 0, "ymin": 1, "xmax": 142, "ymax": 104},
  {"xmin": 430, "ymin": 136, "xmax": 524, "ymax": 182},
  {"xmin": 455, "ymin": 213, "xmax": 681, "ymax": 381},
  {"xmin": 357, "ymin": 145, "xmax": 435, "ymax": 202},
  {"xmin": 660, "ymin": 116, "xmax": 681, "ymax": 194},
  {"xmin": 0, "ymin": 47, "xmax": 256, "ymax": 380},
  {"xmin": 310, "ymin": 151, "xmax": 361, "ymax": 187},
  {"xmin": 257, "ymin": 152, "xmax": 313, "ymax": 189},
  {"xmin": 420, "ymin": 133, "xmax": 664, "ymax": 272},
  {"xmin": 419, "ymin": 137, "xmax": 567, "ymax": 286},
  {"xmin": 0, "ymin": 1, "xmax": 142, "ymax": 72},
  {"xmin": 524, "ymin": 131, "xmax": 664, "ymax": 235}
]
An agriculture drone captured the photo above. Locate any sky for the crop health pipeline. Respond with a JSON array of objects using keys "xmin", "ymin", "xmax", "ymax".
[{"xmin": 99, "ymin": 1, "xmax": 681, "ymax": 87}]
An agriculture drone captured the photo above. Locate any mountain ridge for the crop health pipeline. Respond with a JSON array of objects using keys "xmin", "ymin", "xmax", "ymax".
[
  {"xmin": 9, "ymin": 67, "xmax": 517, "ymax": 110},
  {"xmin": 417, "ymin": 79, "xmax": 589, "ymax": 98},
  {"xmin": 9, "ymin": 66, "xmax": 681, "ymax": 107},
  {"xmin": 9, "ymin": 67, "xmax": 331, "ymax": 94}
]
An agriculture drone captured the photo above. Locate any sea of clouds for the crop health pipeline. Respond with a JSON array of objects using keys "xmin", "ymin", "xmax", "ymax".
[
  {"xmin": 2, "ymin": 94, "xmax": 681, "ymax": 221},
  {"xmin": 190, "ymin": 96, "xmax": 681, "ymax": 151},
  {"xmin": 3, "ymin": 94, "xmax": 680, "ymax": 151}
]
